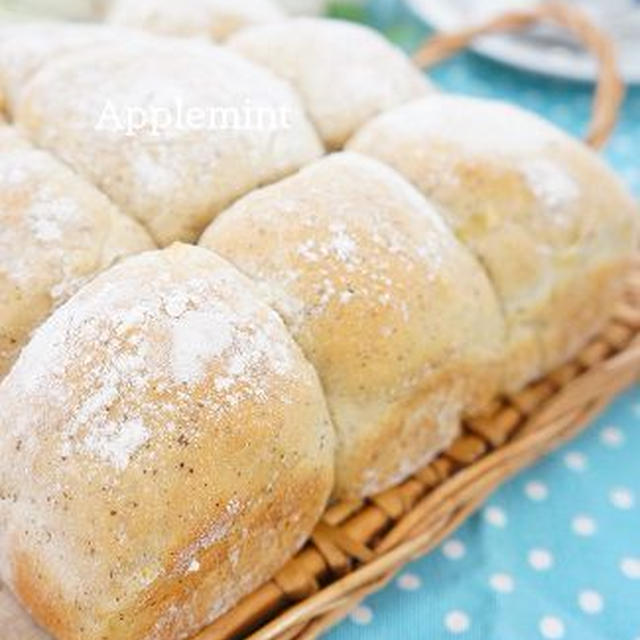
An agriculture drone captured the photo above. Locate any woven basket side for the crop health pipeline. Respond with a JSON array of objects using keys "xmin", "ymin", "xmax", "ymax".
[{"xmin": 191, "ymin": 263, "xmax": 640, "ymax": 640}]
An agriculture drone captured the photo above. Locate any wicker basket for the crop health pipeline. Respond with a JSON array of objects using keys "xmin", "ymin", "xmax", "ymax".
[{"xmin": 190, "ymin": 5, "xmax": 639, "ymax": 640}]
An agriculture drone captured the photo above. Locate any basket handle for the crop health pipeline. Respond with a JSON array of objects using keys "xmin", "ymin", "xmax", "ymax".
[{"xmin": 413, "ymin": 1, "xmax": 625, "ymax": 149}]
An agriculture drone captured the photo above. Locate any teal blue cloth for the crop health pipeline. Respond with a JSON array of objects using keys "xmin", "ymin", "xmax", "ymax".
[{"xmin": 327, "ymin": 2, "xmax": 640, "ymax": 638}]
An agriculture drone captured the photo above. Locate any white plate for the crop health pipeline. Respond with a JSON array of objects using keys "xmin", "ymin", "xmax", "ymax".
[{"xmin": 406, "ymin": 0, "xmax": 640, "ymax": 84}]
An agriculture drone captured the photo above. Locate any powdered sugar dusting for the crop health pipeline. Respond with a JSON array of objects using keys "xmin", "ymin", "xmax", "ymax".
[
  {"xmin": 295, "ymin": 223, "xmax": 359, "ymax": 264},
  {"xmin": 27, "ymin": 194, "xmax": 84, "ymax": 243},
  {"xmin": 173, "ymin": 497, "xmax": 242, "ymax": 577},
  {"xmin": 0, "ymin": 150, "xmax": 86, "ymax": 294},
  {"xmin": 271, "ymin": 161, "xmax": 450, "ymax": 331},
  {"xmin": 8, "ymin": 247, "xmax": 300, "ymax": 473},
  {"xmin": 83, "ymin": 417, "xmax": 150, "ymax": 471},
  {"xmin": 14, "ymin": 35, "xmax": 323, "ymax": 245},
  {"xmin": 0, "ymin": 243, "xmax": 330, "ymax": 640},
  {"xmin": 172, "ymin": 310, "xmax": 234, "ymax": 385},
  {"xmin": 0, "ymin": 140, "xmax": 153, "ymax": 383},
  {"xmin": 520, "ymin": 158, "xmax": 579, "ymax": 211},
  {"xmin": 187, "ymin": 559, "xmax": 200, "ymax": 574},
  {"xmin": 327, "ymin": 223, "xmax": 357, "ymax": 262},
  {"xmin": 165, "ymin": 279, "xmax": 297, "ymax": 400}
]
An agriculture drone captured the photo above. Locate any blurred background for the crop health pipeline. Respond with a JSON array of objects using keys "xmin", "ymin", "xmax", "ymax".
[
  {"xmin": 2, "ymin": 0, "xmax": 640, "ymax": 88},
  {"xmin": 3, "ymin": 0, "xmax": 640, "ymax": 79}
]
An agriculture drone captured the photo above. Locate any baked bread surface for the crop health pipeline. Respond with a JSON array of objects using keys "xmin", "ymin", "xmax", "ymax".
[
  {"xmin": 0, "ymin": 17, "xmax": 636, "ymax": 639},
  {"xmin": 0, "ymin": 244, "xmax": 335, "ymax": 639},
  {"xmin": 0, "ymin": 127, "xmax": 154, "ymax": 380},
  {"xmin": 228, "ymin": 17, "xmax": 433, "ymax": 148},
  {"xmin": 8, "ymin": 36, "xmax": 323, "ymax": 246},
  {"xmin": 349, "ymin": 95, "xmax": 639, "ymax": 390},
  {"xmin": 201, "ymin": 152, "xmax": 505, "ymax": 499},
  {"xmin": 0, "ymin": 581, "xmax": 51, "ymax": 640}
]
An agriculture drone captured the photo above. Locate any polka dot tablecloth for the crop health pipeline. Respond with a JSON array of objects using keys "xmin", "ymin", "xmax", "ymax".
[
  {"xmin": 326, "ymin": 1, "xmax": 640, "ymax": 638},
  {"xmin": 329, "ymin": 387, "xmax": 640, "ymax": 640}
]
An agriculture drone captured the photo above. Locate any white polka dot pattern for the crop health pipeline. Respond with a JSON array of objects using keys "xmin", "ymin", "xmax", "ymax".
[
  {"xmin": 484, "ymin": 506, "xmax": 507, "ymax": 528},
  {"xmin": 442, "ymin": 539, "xmax": 466, "ymax": 560},
  {"xmin": 609, "ymin": 487, "xmax": 635, "ymax": 510},
  {"xmin": 349, "ymin": 605, "xmax": 373, "ymax": 625},
  {"xmin": 600, "ymin": 426, "xmax": 625, "ymax": 448},
  {"xmin": 564, "ymin": 451, "xmax": 588, "ymax": 472},
  {"xmin": 489, "ymin": 573, "xmax": 515, "ymax": 594},
  {"xmin": 578, "ymin": 590, "xmax": 604, "ymax": 614},
  {"xmin": 525, "ymin": 481, "xmax": 549, "ymax": 501},
  {"xmin": 396, "ymin": 573, "xmax": 421, "ymax": 591},
  {"xmin": 539, "ymin": 616, "xmax": 565, "ymax": 639},
  {"xmin": 572, "ymin": 515, "xmax": 597, "ymax": 537},
  {"xmin": 528, "ymin": 548, "xmax": 554, "ymax": 571},
  {"xmin": 620, "ymin": 557, "xmax": 640, "ymax": 580},
  {"xmin": 444, "ymin": 610, "xmax": 470, "ymax": 634}
]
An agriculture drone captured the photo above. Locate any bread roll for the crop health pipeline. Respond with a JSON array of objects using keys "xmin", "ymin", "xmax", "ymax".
[
  {"xmin": 0, "ymin": 582, "xmax": 50, "ymax": 640},
  {"xmin": 0, "ymin": 23, "xmax": 133, "ymax": 113},
  {"xmin": 0, "ymin": 127, "xmax": 154, "ymax": 380},
  {"xmin": 12, "ymin": 35, "xmax": 323, "ymax": 245},
  {"xmin": 0, "ymin": 244, "xmax": 334, "ymax": 640},
  {"xmin": 348, "ymin": 95, "xmax": 639, "ymax": 391},
  {"xmin": 200, "ymin": 152, "xmax": 505, "ymax": 499},
  {"xmin": 228, "ymin": 18, "xmax": 433, "ymax": 148},
  {"xmin": 106, "ymin": 0, "xmax": 285, "ymax": 40}
]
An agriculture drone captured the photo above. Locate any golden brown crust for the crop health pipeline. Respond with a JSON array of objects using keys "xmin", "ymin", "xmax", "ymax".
[
  {"xmin": 0, "ymin": 244, "xmax": 334, "ymax": 639},
  {"xmin": 200, "ymin": 152, "xmax": 505, "ymax": 499},
  {"xmin": 348, "ymin": 95, "xmax": 639, "ymax": 391},
  {"xmin": 0, "ymin": 579, "xmax": 51, "ymax": 640}
]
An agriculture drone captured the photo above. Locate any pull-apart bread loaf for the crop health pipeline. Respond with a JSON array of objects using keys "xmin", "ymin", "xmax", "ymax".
[
  {"xmin": 348, "ymin": 95, "xmax": 639, "ymax": 391},
  {"xmin": 1, "ymin": 29, "xmax": 322, "ymax": 246},
  {"xmin": 0, "ymin": 126, "xmax": 154, "ymax": 380},
  {"xmin": 0, "ymin": 244, "xmax": 335, "ymax": 640},
  {"xmin": 0, "ymin": 14, "xmax": 637, "ymax": 640},
  {"xmin": 228, "ymin": 18, "xmax": 433, "ymax": 148},
  {"xmin": 200, "ymin": 152, "xmax": 505, "ymax": 499},
  {"xmin": 106, "ymin": 0, "xmax": 285, "ymax": 40}
]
